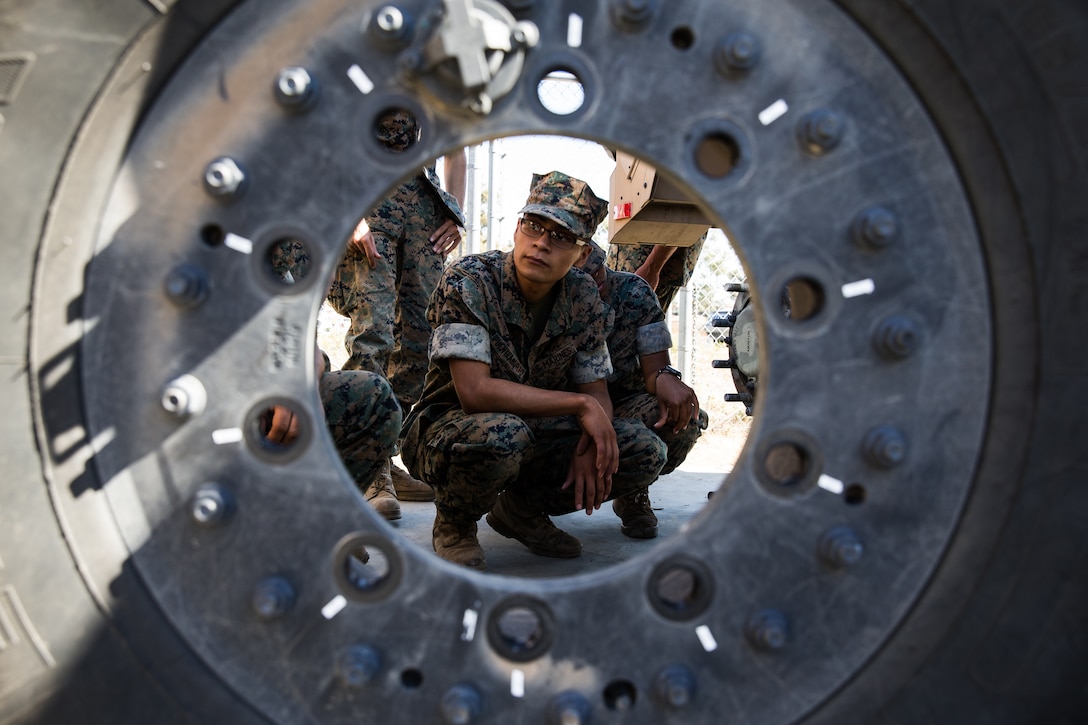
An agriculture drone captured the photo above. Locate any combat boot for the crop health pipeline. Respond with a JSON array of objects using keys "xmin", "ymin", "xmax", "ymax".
[
  {"xmin": 486, "ymin": 491, "xmax": 582, "ymax": 558},
  {"xmin": 390, "ymin": 461, "xmax": 435, "ymax": 502},
  {"xmin": 364, "ymin": 461, "xmax": 401, "ymax": 521},
  {"xmin": 612, "ymin": 488, "xmax": 658, "ymax": 539},
  {"xmin": 432, "ymin": 514, "xmax": 485, "ymax": 569}
]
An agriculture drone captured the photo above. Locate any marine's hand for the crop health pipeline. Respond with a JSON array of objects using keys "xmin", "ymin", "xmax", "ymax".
[
  {"xmin": 562, "ymin": 433, "xmax": 613, "ymax": 514},
  {"xmin": 575, "ymin": 396, "xmax": 619, "ymax": 491},
  {"xmin": 654, "ymin": 374, "xmax": 700, "ymax": 434},
  {"xmin": 263, "ymin": 404, "xmax": 300, "ymax": 446},
  {"xmin": 430, "ymin": 219, "xmax": 464, "ymax": 257},
  {"xmin": 347, "ymin": 219, "xmax": 380, "ymax": 268}
]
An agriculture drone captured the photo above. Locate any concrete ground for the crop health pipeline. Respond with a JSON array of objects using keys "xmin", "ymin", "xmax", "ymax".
[{"xmin": 383, "ymin": 443, "xmax": 735, "ymax": 577}]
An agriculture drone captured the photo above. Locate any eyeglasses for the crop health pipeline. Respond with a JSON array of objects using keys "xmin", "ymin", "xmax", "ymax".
[{"xmin": 519, "ymin": 217, "xmax": 585, "ymax": 250}]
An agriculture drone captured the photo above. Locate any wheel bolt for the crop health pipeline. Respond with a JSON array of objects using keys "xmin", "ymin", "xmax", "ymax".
[
  {"xmin": 190, "ymin": 483, "xmax": 232, "ymax": 528},
  {"xmin": 716, "ymin": 32, "xmax": 762, "ymax": 73},
  {"xmin": 799, "ymin": 109, "xmax": 845, "ymax": 155},
  {"xmin": 873, "ymin": 315, "xmax": 920, "ymax": 360},
  {"xmin": 654, "ymin": 664, "xmax": 696, "ymax": 709},
  {"xmin": 611, "ymin": 0, "xmax": 656, "ymax": 31},
  {"xmin": 818, "ymin": 526, "xmax": 864, "ymax": 569},
  {"xmin": 746, "ymin": 608, "xmax": 789, "ymax": 652},
  {"xmin": 161, "ymin": 374, "xmax": 207, "ymax": 418},
  {"xmin": 203, "ymin": 156, "xmax": 246, "ymax": 198},
  {"xmin": 164, "ymin": 263, "xmax": 208, "ymax": 308},
  {"xmin": 252, "ymin": 576, "xmax": 295, "ymax": 621},
  {"xmin": 852, "ymin": 206, "xmax": 899, "ymax": 248},
  {"xmin": 338, "ymin": 645, "xmax": 381, "ymax": 688},
  {"xmin": 548, "ymin": 691, "xmax": 590, "ymax": 725},
  {"xmin": 862, "ymin": 425, "xmax": 908, "ymax": 469},
  {"xmin": 440, "ymin": 684, "xmax": 482, "ymax": 725},
  {"xmin": 273, "ymin": 66, "xmax": 318, "ymax": 109},
  {"xmin": 370, "ymin": 5, "xmax": 412, "ymax": 46}
]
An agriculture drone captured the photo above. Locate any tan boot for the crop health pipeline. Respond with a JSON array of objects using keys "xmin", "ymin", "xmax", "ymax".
[
  {"xmin": 486, "ymin": 492, "xmax": 582, "ymax": 558},
  {"xmin": 390, "ymin": 461, "xmax": 435, "ymax": 502},
  {"xmin": 612, "ymin": 488, "xmax": 658, "ymax": 539},
  {"xmin": 432, "ymin": 514, "xmax": 485, "ymax": 570},
  {"xmin": 364, "ymin": 462, "xmax": 401, "ymax": 521}
]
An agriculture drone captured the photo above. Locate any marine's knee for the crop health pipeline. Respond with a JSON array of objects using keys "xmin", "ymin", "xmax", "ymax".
[
  {"xmin": 448, "ymin": 413, "xmax": 533, "ymax": 458},
  {"xmin": 615, "ymin": 418, "xmax": 668, "ymax": 470}
]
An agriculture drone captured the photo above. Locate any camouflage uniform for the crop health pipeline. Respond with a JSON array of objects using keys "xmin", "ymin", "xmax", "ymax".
[
  {"xmin": 326, "ymin": 112, "xmax": 464, "ymax": 409},
  {"xmin": 606, "ymin": 232, "xmax": 707, "ymax": 312},
  {"xmin": 588, "ymin": 256, "xmax": 707, "ymax": 475},
  {"xmin": 400, "ymin": 250, "xmax": 668, "ymax": 528},
  {"xmin": 320, "ymin": 368, "xmax": 403, "ymax": 493}
]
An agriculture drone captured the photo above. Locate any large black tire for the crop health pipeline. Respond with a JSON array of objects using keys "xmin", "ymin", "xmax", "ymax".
[{"xmin": 0, "ymin": 1, "xmax": 1085, "ymax": 722}]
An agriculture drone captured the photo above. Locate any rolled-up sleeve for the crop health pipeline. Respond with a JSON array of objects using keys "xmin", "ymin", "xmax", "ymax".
[
  {"xmin": 636, "ymin": 320, "xmax": 672, "ymax": 356},
  {"xmin": 431, "ymin": 323, "xmax": 490, "ymax": 364},
  {"xmin": 428, "ymin": 266, "xmax": 492, "ymax": 364},
  {"xmin": 570, "ymin": 339, "xmax": 614, "ymax": 385}
]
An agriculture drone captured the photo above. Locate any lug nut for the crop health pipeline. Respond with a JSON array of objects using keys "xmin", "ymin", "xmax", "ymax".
[
  {"xmin": 873, "ymin": 315, "xmax": 920, "ymax": 360},
  {"xmin": 715, "ymin": 32, "xmax": 762, "ymax": 73},
  {"xmin": 654, "ymin": 665, "xmax": 696, "ymax": 709},
  {"xmin": 798, "ymin": 109, "xmax": 845, "ymax": 155},
  {"xmin": 862, "ymin": 425, "xmax": 908, "ymax": 469},
  {"xmin": 338, "ymin": 645, "xmax": 381, "ymax": 688},
  {"xmin": 273, "ymin": 66, "xmax": 318, "ymax": 110},
  {"xmin": 370, "ymin": 5, "xmax": 412, "ymax": 45},
  {"xmin": 161, "ymin": 374, "xmax": 207, "ymax": 418},
  {"xmin": 203, "ymin": 156, "xmax": 246, "ymax": 198},
  {"xmin": 440, "ymin": 684, "xmax": 482, "ymax": 725},
  {"xmin": 164, "ymin": 263, "xmax": 208, "ymax": 308},
  {"xmin": 746, "ymin": 608, "xmax": 789, "ymax": 652},
  {"xmin": 818, "ymin": 526, "xmax": 864, "ymax": 569},
  {"xmin": 252, "ymin": 575, "xmax": 296, "ymax": 621},
  {"xmin": 852, "ymin": 206, "xmax": 899, "ymax": 249},
  {"xmin": 548, "ymin": 691, "xmax": 591, "ymax": 725},
  {"xmin": 611, "ymin": 0, "xmax": 656, "ymax": 31},
  {"xmin": 190, "ymin": 483, "xmax": 233, "ymax": 528}
]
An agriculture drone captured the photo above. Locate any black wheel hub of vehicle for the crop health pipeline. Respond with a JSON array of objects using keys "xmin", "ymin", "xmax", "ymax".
[{"xmin": 32, "ymin": 0, "xmax": 994, "ymax": 722}]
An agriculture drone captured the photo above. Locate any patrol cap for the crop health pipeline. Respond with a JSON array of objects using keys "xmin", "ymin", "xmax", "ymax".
[
  {"xmin": 375, "ymin": 110, "xmax": 420, "ymax": 151},
  {"xmin": 581, "ymin": 241, "xmax": 607, "ymax": 277},
  {"xmin": 519, "ymin": 171, "xmax": 608, "ymax": 240}
]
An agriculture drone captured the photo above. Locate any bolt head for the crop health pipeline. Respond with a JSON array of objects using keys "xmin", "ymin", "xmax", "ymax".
[
  {"xmin": 161, "ymin": 374, "xmax": 207, "ymax": 417},
  {"xmin": 203, "ymin": 157, "xmax": 246, "ymax": 198},
  {"xmin": 252, "ymin": 576, "xmax": 296, "ymax": 621},
  {"xmin": 274, "ymin": 67, "xmax": 319, "ymax": 110},
  {"xmin": 717, "ymin": 32, "xmax": 762, "ymax": 73},
  {"xmin": 819, "ymin": 526, "xmax": 864, "ymax": 569},
  {"xmin": 277, "ymin": 67, "xmax": 311, "ymax": 97},
  {"xmin": 164, "ymin": 264, "xmax": 208, "ymax": 308},
  {"xmin": 853, "ymin": 206, "xmax": 899, "ymax": 248},
  {"xmin": 746, "ymin": 609, "xmax": 789, "ymax": 652},
  {"xmin": 338, "ymin": 645, "xmax": 381, "ymax": 688},
  {"xmin": 192, "ymin": 494, "xmax": 221, "ymax": 524},
  {"xmin": 376, "ymin": 6, "xmax": 404, "ymax": 33},
  {"xmin": 863, "ymin": 426, "xmax": 909, "ymax": 468},
  {"xmin": 799, "ymin": 109, "xmax": 845, "ymax": 154},
  {"xmin": 440, "ymin": 685, "xmax": 481, "ymax": 725}
]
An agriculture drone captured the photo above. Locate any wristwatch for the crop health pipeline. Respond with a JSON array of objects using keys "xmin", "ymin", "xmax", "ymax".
[{"xmin": 654, "ymin": 365, "xmax": 683, "ymax": 382}]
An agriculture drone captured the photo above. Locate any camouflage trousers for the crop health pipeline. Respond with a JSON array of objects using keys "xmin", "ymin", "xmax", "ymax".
[
  {"xmin": 613, "ymin": 392, "xmax": 708, "ymax": 477},
  {"xmin": 402, "ymin": 411, "xmax": 667, "ymax": 527},
  {"xmin": 320, "ymin": 370, "xmax": 403, "ymax": 492},
  {"xmin": 327, "ymin": 178, "xmax": 448, "ymax": 408}
]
